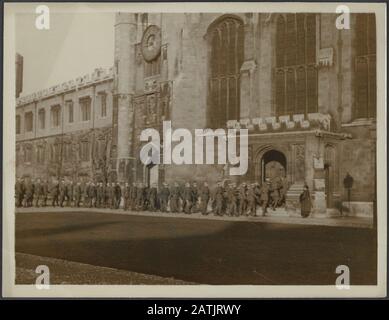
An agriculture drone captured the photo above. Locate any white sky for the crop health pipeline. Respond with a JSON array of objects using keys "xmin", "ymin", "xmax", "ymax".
[{"xmin": 15, "ymin": 12, "xmax": 115, "ymax": 96}]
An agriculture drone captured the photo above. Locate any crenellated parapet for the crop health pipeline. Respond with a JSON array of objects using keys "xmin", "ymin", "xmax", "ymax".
[
  {"xmin": 16, "ymin": 67, "xmax": 114, "ymax": 107},
  {"xmin": 227, "ymin": 113, "xmax": 333, "ymax": 132}
]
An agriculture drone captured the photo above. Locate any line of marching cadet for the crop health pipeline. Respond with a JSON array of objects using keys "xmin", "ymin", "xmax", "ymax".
[{"xmin": 15, "ymin": 176, "xmax": 291, "ymax": 216}]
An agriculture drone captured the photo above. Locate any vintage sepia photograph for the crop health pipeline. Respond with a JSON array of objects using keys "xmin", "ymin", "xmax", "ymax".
[{"xmin": 2, "ymin": 2, "xmax": 387, "ymax": 298}]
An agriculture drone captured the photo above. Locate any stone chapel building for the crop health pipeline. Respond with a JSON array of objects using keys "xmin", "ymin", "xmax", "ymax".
[{"xmin": 16, "ymin": 12, "xmax": 376, "ymax": 217}]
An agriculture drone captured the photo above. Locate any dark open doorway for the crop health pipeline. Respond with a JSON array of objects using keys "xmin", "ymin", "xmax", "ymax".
[{"xmin": 261, "ymin": 150, "xmax": 287, "ymax": 183}]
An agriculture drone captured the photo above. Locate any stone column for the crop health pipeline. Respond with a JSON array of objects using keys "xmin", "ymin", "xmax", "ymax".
[
  {"xmin": 339, "ymin": 15, "xmax": 357, "ymax": 124},
  {"xmin": 114, "ymin": 13, "xmax": 137, "ymax": 182},
  {"xmin": 257, "ymin": 14, "xmax": 274, "ymax": 117},
  {"xmin": 310, "ymin": 133, "xmax": 327, "ymax": 216},
  {"xmin": 239, "ymin": 13, "xmax": 256, "ymax": 119},
  {"xmin": 240, "ymin": 61, "xmax": 256, "ymax": 119}
]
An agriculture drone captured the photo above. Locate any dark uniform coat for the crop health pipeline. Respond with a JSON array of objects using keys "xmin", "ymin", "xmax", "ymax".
[
  {"xmin": 169, "ymin": 186, "xmax": 181, "ymax": 213},
  {"xmin": 199, "ymin": 186, "xmax": 210, "ymax": 215},
  {"xmin": 299, "ymin": 189, "xmax": 312, "ymax": 218},
  {"xmin": 158, "ymin": 187, "xmax": 170, "ymax": 212}
]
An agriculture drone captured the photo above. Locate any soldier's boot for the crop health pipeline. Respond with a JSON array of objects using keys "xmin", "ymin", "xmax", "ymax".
[{"xmin": 262, "ymin": 203, "xmax": 267, "ymax": 216}]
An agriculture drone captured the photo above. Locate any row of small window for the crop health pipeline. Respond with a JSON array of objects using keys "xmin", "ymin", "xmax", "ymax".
[
  {"xmin": 17, "ymin": 141, "xmax": 92, "ymax": 164},
  {"xmin": 16, "ymin": 93, "xmax": 107, "ymax": 134}
]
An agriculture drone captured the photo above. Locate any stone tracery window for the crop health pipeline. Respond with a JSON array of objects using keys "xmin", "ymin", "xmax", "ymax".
[
  {"xmin": 80, "ymin": 97, "xmax": 91, "ymax": 121},
  {"xmin": 24, "ymin": 144, "xmax": 33, "ymax": 163},
  {"xmin": 66, "ymin": 100, "xmax": 74, "ymax": 123},
  {"xmin": 25, "ymin": 112, "xmax": 33, "ymax": 132},
  {"xmin": 99, "ymin": 92, "xmax": 107, "ymax": 118},
  {"xmin": 53, "ymin": 143, "xmax": 61, "ymax": 162},
  {"xmin": 275, "ymin": 14, "xmax": 318, "ymax": 116},
  {"xmin": 208, "ymin": 16, "xmax": 244, "ymax": 128},
  {"xmin": 355, "ymin": 13, "xmax": 376, "ymax": 119},
  {"xmin": 38, "ymin": 109, "xmax": 45, "ymax": 129},
  {"xmin": 51, "ymin": 105, "xmax": 61, "ymax": 127},
  {"xmin": 37, "ymin": 145, "xmax": 45, "ymax": 164},
  {"xmin": 79, "ymin": 140, "xmax": 90, "ymax": 161},
  {"xmin": 16, "ymin": 115, "xmax": 21, "ymax": 134},
  {"xmin": 63, "ymin": 143, "xmax": 72, "ymax": 161}
]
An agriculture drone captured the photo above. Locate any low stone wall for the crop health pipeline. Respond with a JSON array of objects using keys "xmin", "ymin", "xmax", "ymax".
[{"xmin": 341, "ymin": 201, "xmax": 374, "ymax": 217}]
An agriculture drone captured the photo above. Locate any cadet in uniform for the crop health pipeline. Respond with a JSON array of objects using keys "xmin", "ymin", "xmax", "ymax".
[
  {"xmin": 270, "ymin": 180, "xmax": 280, "ymax": 210},
  {"xmin": 106, "ymin": 182, "xmax": 111, "ymax": 208},
  {"xmin": 42, "ymin": 180, "xmax": 49, "ymax": 207},
  {"xmin": 227, "ymin": 182, "xmax": 238, "ymax": 216},
  {"xmin": 246, "ymin": 184, "xmax": 258, "ymax": 216},
  {"xmin": 51, "ymin": 180, "xmax": 59, "ymax": 207},
  {"xmin": 130, "ymin": 182, "xmax": 137, "ymax": 210},
  {"xmin": 213, "ymin": 182, "xmax": 225, "ymax": 216},
  {"xmin": 66, "ymin": 181, "xmax": 74, "ymax": 207},
  {"xmin": 101, "ymin": 182, "xmax": 107, "ymax": 208},
  {"xmin": 254, "ymin": 182, "xmax": 261, "ymax": 208},
  {"xmin": 135, "ymin": 183, "xmax": 144, "ymax": 210},
  {"xmin": 260, "ymin": 180, "xmax": 270, "ymax": 216},
  {"xmin": 238, "ymin": 183, "xmax": 247, "ymax": 216},
  {"xmin": 279, "ymin": 176, "xmax": 289, "ymax": 207},
  {"xmin": 158, "ymin": 182, "xmax": 170, "ymax": 212},
  {"xmin": 199, "ymin": 181, "xmax": 210, "ymax": 215},
  {"xmin": 191, "ymin": 182, "xmax": 199, "ymax": 213},
  {"xmin": 169, "ymin": 182, "xmax": 181, "ymax": 213},
  {"xmin": 89, "ymin": 182, "xmax": 97, "ymax": 208},
  {"xmin": 123, "ymin": 182, "xmax": 131, "ymax": 210},
  {"xmin": 104, "ymin": 182, "xmax": 111, "ymax": 208},
  {"xmin": 148, "ymin": 183, "xmax": 157, "ymax": 211},
  {"xmin": 96, "ymin": 182, "xmax": 104, "ymax": 208},
  {"xmin": 142, "ymin": 183, "xmax": 150, "ymax": 210},
  {"xmin": 182, "ymin": 182, "xmax": 192, "ymax": 214},
  {"xmin": 103, "ymin": 182, "xmax": 109, "ymax": 208},
  {"xmin": 24, "ymin": 179, "xmax": 34, "ymax": 207},
  {"xmin": 82, "ymin": 182, "xmax": 89, "ymax": 208},
  {"xmin": 114, "ymin": 182, "xmax": 122, "ymax": 209},
  {"xmin": 15, "ymin": 178, "xmax": 25, "ymax": 207},
  {"xmin": 34, "ymin": 179, "xmax": 43, "ymax": 207},
  {"xmin": 58, "ymin": 180, "xmax": 67, "ymax": 207},
  {"xmin": 74, "ymin": 182, "xmax": 82, "ymax": 207}
]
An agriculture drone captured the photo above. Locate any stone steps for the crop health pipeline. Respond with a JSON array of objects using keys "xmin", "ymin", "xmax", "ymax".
[{"xmin": 285, "ymin": 182, "xmax": 305, "ymax": 213}]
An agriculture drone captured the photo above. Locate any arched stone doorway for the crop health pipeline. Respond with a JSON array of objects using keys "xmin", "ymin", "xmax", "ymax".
[
  {"xmin": 260, "ymin": 149, "xmax": 287, "ymax": 183},
  {"xmin": 255, "ymin": 148, "xmax": 288, "ymax": 182}
]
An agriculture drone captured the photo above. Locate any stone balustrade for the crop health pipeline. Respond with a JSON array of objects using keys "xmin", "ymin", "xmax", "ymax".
[
  {"xmin": 227, "ymin": 113, "xmax": 332, "ymax": 132},
  {"xmin": 16, "ymin": 67, "xmax": 114, "ymax": 107}
]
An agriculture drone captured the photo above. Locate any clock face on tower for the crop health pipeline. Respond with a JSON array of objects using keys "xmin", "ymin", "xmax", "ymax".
[{"xmin": 141, "ymin": 25, "xmax": 162, "ymax": 62}]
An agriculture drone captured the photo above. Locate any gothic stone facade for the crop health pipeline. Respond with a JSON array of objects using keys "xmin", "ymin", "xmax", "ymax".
[{"xmin": 16, "ymin": 12, "xmax": 376, "ymax": 217}]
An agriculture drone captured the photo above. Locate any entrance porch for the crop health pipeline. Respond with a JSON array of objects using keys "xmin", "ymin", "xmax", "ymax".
[{"xmin": 246, "ymin": 129, "xmax": 350, "ymax": 217}]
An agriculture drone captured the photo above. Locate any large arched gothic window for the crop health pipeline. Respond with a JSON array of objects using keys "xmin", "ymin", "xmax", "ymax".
[
  {"xmin": 208, "ymin": 17, "xmax": 244, "ymax": 128},
  {"xmin": 355, "ymin": 13, "xmax": 376, "ymax": 119},
  {"xmin": 275, "ymin": 14, "xmax": 318, "ymax": 116}
]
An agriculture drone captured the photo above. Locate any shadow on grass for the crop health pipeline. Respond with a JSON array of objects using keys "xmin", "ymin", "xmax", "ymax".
[{"xmin": 15, "ymin": 212, "xmax": 377, "ymax": 285}]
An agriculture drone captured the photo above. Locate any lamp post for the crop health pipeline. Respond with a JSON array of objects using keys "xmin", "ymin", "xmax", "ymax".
[{"xmin": 343, "ymin": 172, "xmax": 354, "ymax": 216}]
